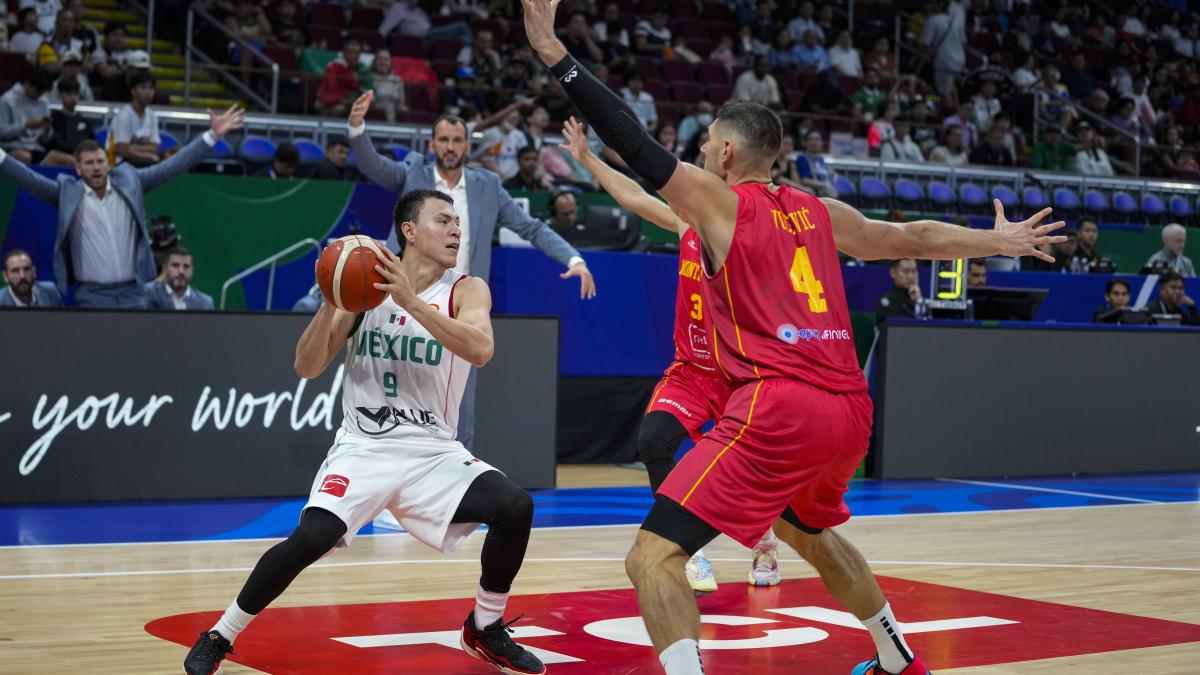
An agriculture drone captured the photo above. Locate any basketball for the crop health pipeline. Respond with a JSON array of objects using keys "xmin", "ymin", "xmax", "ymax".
[{"xmin": 315, "ymin": 235, "xmax": 389, "ymax": 312}]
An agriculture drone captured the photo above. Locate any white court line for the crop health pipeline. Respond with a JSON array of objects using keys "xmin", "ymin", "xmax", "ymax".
[
  {"xmin": 2, "ymin": 500, "xmax": 1193, "ymax": 551},
  {"xmin": 935, "ymin": 477, "xmax": 1162, "ymax": 504},
  {"xmin": 2, "ymin": 556, "xmax": 1198, "ymax": 581}
]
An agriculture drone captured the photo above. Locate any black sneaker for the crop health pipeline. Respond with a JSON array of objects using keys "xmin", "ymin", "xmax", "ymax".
[
  {"xmin": 459, "ymin": 612, "xmax": 547, "ymax": 674},
  {"xmin": 183, "ymin": 630, "xmax": 234, "ymax": 675}
]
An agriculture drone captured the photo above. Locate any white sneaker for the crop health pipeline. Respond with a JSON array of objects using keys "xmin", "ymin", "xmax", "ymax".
[
  {"xmin": 685, "ymin": 552, "xmax": 718, "ymax": 595},
  {"xmin": 748, "ymin": 537, "xmax": 781, "ymax": 586}
]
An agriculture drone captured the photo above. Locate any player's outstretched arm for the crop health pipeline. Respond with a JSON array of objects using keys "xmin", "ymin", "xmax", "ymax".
[
  {"xmin": 347, "ymin": 91, "xmax": 410, "ymax": 193},
  {"xmin": 826, "ymin": 198, "xmax": 1067, "ymax": 262},
  {"xmin": 523, "ymin": 0, "xmax": 736, "ymax": 245},
  {"xmin": 559, "ymin": 116, "xmax": 684, "ymax": 235},
  {"xmin": 294, "ymin": 301, "xmax": 360, "ymax": 379},
  {"xmin": 374, "ymin": 250, "xmax": 495, "ymax": 367}
]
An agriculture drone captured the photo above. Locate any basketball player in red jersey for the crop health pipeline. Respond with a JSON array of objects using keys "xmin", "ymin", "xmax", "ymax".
[
  {"xmin": 525, "ymin": 2, "xmax": 1067, "ymax": 673},
  {"xmin": 557, "ymin": 118, "xmax": 781, "ymax": 594}
]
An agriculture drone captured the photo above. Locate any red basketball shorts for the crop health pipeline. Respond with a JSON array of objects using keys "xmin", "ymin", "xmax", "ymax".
[
  {"xmin": 657, "ymin": 378, "xmax": 873, "ymax": 547},
  {"xmin": 644, "ymin": 360, "xmax": 734, "ymax": 442}
]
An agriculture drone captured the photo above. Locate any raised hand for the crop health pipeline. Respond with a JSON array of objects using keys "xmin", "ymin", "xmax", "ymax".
[
  {"xmin": 348, "ymin": 90, "xmax": 375, "ymax": 128},
  {"xmin": 208, "ymin": 104, "xmax": 245, "ymax": 140},
  {"xmin": 521, "ymin": 0, "xmax": 567, "ymax": 64},
  {"xmin": 992, "ymin": 200, "xmax": 1067, "ymax": 262},
  {"xmin": 557, "ymin": 116, "xmax": 592, "ymax": 162}
]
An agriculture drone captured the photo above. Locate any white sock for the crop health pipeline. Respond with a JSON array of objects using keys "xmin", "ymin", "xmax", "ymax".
[
  {"xmin": 759, "ymin": 530, "xmax": 777, "ymax": 543},
  {"xmin": 473, "ymin": 586, "xmax": 508, "ymax": 630},
  {"xmin": 692, "ymin": 548, "xmax": 705, "ymax": 559},
  {"xmin": 862, "ymin": 602, "xmax": 914, "ymax": 674},
  {"xmin": 659, "ymin": 638, "xmax": 704, "ymax": 674},
  {"xmin": 211, "ymin": 601, "xmax": 256, "ymax": 643}
]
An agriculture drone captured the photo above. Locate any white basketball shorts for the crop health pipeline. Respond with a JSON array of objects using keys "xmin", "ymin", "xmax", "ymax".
[{"xmin": 304, "ymin": 428, "xmax": 497, "ymax": 552}]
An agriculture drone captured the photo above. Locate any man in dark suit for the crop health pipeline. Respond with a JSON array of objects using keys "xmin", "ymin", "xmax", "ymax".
[
  {"xmin": 0, "ymin": 104, "xmax": 244, "ymax": 307},
  {"xmin": 0, "ymin": 248, "xmax": 63, "ymax": 307},
  {"xmin": 347, "ymin": 90, "xmax": 597, "ymax": 451}
]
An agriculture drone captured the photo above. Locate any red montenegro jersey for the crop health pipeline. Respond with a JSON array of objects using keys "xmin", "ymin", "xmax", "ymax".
[
  {"xmin": 673, "ymin": 228, "xmax": 717, "ymax": 371},
  {"xmin": 700, "ymin": 183, "xmax": 866, "ymax": 392}
]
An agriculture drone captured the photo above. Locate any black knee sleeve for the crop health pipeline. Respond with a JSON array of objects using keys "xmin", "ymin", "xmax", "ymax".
[
  {"xmin": 451, "ymin": 471, "xmax": 534, "ymax": 594},
  {"xmin": 637, "ymin": 411, "xmax": 688, "ymax": 464},
  {"xmin": 236, "ymin": 507, "xmax": 347, "ymax": 614},
  {"xmin": 638, "ymin": 411, "xmax": 688, "ymax": 494}
]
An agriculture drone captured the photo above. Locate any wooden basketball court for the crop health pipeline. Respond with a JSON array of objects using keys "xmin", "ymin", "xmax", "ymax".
[{"xmin": 2, "ymin": 466, "xmax": 1198, "ymax": 673}]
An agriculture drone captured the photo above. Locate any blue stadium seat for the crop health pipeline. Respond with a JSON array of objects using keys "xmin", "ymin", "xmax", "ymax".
[
  {"xmin": 1022, "ymin": 187, "xmax": 1048, "ymax": 209},
  {"xmin": 1052, "ymin": 187, "xmax": 1081, "ymax": 211},
  {"xmin": 385, "ymin": 143, "xmax": 410, "ymax": 161},
  {"xmin": 1168, "ymin": 195, "xmax": 1193, "ymax": 219},
  {"xmin": 832, "ymin": 176, "xmax": 856, "ymax": 201},
  {"xmin": 293, "ymin": 139, "xmax": 324, "ymax": 165},
  {"xmin": 893, "ymin": 179, "xmax": 923, "ymax": 205},
  {"xmin": 1112, "ymin": 191, "xmax": 1138, "ymax": 215},
  {"xmin": 211, "ymin": 139, "xmax": 234, "ymax": 158},
  {"xmin": 958, "ymin": 183, "xmax": 988, "ymax": 209},
  {"xmin": 157, "ymin": 131, "xmax": 180, "ymax": 155},
  {"xmin": 991, "ymin": 185, "xmax": 1019, "ymax": 210},
  {"xmin": 1083, "ymin": 189, "xmax": 1108, "ymax": 212},
  {"xmin": 94, "ymin": 127, "xmax": 108, "ymax": 147},
  {"xmin": 1142, "ymin": 194, "xmax": 1166, "ymax": 217},
  {"xmin": 239, "ymin": 135, "xmax": 276, "ymax": 164},
  {"xmin": 859, "ymin": 177, "xmax": 890, "ymax": 203},
  {"xmin": 927, "ymin": 181, "xmax": 956, "ymax": 208}
]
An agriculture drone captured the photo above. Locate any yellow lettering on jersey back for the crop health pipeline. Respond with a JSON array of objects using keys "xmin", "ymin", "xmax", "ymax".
[
  {"xmin": 678, "ymin": 260, "xmax": 702, "ymax": 281},
  {"xmin": 771, "ymin": 208, "xmax": 816, "ymax": 235}
]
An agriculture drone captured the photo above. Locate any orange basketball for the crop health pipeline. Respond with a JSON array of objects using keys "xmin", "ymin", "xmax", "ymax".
[{"xmin": 315, "ymin": 235, "xmax": 389, "ymax": 312}]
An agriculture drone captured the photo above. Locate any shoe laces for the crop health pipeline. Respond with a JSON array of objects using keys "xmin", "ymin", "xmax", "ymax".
[
  {"xmin": 198, "ymin": 631, "xmax": 236, "ymax": 659},
  {"xmin": 481, "ymin": 615, "xmax": 528, "ymax": 658}
]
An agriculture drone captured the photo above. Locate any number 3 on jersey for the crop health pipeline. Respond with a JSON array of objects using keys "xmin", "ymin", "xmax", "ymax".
[
  {"xmin": 789, "ymin": 246, "xmax": 828, "ymax": 313},
  {"xmin": 689, "ymin": 293, "xmax": 703, "ymax": 320}
]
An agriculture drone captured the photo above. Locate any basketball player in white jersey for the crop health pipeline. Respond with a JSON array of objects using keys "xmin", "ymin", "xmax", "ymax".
[{"xmin": 184, "ymin": 189, "xmax": 547, "ymax": 675}]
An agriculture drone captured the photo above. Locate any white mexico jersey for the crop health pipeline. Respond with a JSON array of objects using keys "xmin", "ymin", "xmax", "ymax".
[{"xmin": 340, "ymin": 269, "xmax": 472, "ymax": 441}]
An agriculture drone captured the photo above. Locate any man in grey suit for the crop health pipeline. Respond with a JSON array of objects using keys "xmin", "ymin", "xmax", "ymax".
[
  {"xmin": 144, "ymin": 246, "xmax": 214, "ymax": 310},
  {"xmin": 0, "ymin": 248, "xmax": 64, "ymax": 308},
  {"xmin": 347, "ymin": 90, "xmax": 596, "ymax": 451},
  {"xmin": 0, "ymin": 105, "xmax": 244, "ymax": 308}
]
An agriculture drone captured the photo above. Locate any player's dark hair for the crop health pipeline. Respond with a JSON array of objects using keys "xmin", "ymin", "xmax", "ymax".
[
  {"xmin": 1160, "ymin": 270, "xmax": 1184, "ymax": 288},
  {"xmin": 393, "ymin": 189, "xmax": 454, "ymax": 258},
  {"xmin": 275, "ymin": 141, "xmax": 300, "ymax": 165},
  {"xmin": 73, "ymin": 139, "xmax": 103, "ymax": 160},
  {"xmin": 3, "ymin": 248, "xmax": 30, "ymax": 269},
  {"xmin": 56, "ymin": 76, "xmax": 80, "ymax": 95},
  {"xmin": 1104, "ymin": 278, "xmax": 1130, "ymax": 295},
  {"xmin": 432, "ymin": 114, "xmax": 469, "ymax": 136},
  {"xmin": 166, "ymin": 246, "xmax": 192, "ymax": 260},
  {"xmin": 129, "ymin": 70, "xmax": 156, "ymax": 91},
  {"xmin": 714, "ymin": 101, "xmax": 783, "ymax": 163}
]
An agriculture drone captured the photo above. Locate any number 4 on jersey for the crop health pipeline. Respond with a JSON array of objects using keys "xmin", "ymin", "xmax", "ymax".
[{"xmin": 789, "ymin": 246, "xmax": 828, "ymax": 313}]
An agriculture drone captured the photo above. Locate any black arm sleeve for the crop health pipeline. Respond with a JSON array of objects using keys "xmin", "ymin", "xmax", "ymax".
[{"xmin": 549, "ymin": 54, "xmax": 680, "ymax": 189}]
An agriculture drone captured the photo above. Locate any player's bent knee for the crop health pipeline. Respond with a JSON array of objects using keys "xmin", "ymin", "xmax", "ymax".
[
  {"xmin": 497, "ymin": 487, "xmax": 534, "ymax": 526},
  {"xmin": 291, "ymin": 508, "xmax": 347, "ymax": 560},
  {"xmin": 637, "ymin": 412, "xmax": 686, "ymax": 464}
]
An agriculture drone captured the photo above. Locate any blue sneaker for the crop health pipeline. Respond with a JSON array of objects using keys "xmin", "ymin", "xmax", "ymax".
[
  {"xmin": 685, "ymin": 552, "xmax": 717, "ymax": 595},
  {"xmin": 852, "ymin": 655, "xmax": 932, "ymax": 675}
]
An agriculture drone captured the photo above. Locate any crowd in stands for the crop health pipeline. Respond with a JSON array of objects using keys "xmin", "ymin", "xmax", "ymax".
[
  {"xmin": 0, "ymin": 0, "xmax": 1198, "ymax": 315},
  {"xmin": 2, "ymin": 0, "xmax": 1200, "ymax": 183}
]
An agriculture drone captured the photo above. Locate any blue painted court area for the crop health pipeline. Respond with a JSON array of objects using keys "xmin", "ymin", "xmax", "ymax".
[{"xmin": 1, "ymin": 472, "xmax": 1196, "ymax": 547}]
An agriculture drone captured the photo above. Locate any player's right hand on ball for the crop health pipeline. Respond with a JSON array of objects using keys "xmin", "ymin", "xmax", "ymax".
[{"xmin": 348, "ymin": 90, "xmax": 374, "ymax": 128}]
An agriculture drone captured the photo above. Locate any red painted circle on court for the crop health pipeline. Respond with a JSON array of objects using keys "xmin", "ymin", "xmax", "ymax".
[{"xmin": 147, "ymin": 576, "xmax": 1200, "ymax": 672}]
